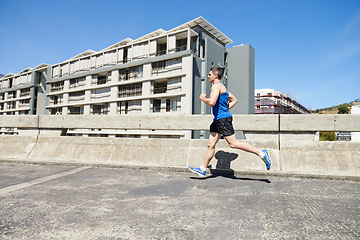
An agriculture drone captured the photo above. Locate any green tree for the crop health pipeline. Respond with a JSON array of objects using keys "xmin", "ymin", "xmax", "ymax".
[
  {"xmin": 338, "ymin": 104, "xmax": 349, "ymax": 114},
  {"xmin": 319, "ymin": 131, "xmax": 336, "ymax": 141}
]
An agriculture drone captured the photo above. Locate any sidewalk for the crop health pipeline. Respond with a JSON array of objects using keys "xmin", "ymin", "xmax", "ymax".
[{"xmin": 0, "ymin": 162, "xmax": 359, "ymax": 239}]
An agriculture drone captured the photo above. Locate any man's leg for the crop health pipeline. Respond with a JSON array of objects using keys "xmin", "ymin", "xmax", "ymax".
[
  {"xmin": 224, "ymin": 134, "xmax": 260, "ymax": 155},
  {"xmin": 188, "ymin": 132, "xmax": 221, "ymax": 177},
  {"xmin": 224, "ymin": 134, "xmax": 272, "ymax": 170},
  {"xmin": 201, "ymin": 132, "xmax": 221, "ymax": 169}
]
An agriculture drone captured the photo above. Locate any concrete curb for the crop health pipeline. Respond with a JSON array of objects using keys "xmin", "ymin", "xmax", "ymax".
[{"xmin": 1, "ymin": 159, "xmax": 359, "ymax": 182}]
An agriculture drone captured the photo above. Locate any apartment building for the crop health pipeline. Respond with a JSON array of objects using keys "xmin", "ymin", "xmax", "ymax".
[
  {"xmin": 255, "ymin": 89, "xmax": 310, "ymax": 114},
  {"xmin": 0, "ymin": 63, "xmax": 49, "ymax": 116},
  {"xmin": 0, "ymin": 17, "xmax": 255, "ymax": 138}
]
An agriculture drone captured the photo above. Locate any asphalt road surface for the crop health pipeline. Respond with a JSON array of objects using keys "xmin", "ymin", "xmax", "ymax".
[{"xmin": 0, "ymin": 162, "xmax": 359, "ymax": 239}]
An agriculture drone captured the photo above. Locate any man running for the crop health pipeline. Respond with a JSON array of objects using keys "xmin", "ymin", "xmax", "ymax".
[{"xmin": 188, "ymin": 67, "xmax": 272, "ymax": 177}]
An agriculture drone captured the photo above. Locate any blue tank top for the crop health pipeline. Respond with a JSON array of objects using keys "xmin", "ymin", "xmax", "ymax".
[{"xmin": 212, "ymin": 82, "xmax": 232, "ymax": 121}]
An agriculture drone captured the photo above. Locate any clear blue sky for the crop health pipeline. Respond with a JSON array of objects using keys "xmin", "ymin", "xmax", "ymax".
[{"xmin": 1, "ymin": 0, "xmax": 359, "ymax": 110}]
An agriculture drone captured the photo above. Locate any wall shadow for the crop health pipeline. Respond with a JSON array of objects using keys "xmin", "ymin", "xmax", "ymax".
[{"xmin": 190, "ymin": 150, "xmax": 271, "ymax": 183}]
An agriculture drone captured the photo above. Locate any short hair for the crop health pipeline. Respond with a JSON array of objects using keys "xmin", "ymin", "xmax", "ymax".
[{"xmin": 210, "ymin": 67, "xmax": 223, "ymax": 80}]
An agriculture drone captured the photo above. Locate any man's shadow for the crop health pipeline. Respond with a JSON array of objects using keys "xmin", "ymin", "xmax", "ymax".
[{"xmin": 191, "ymin": 150, "xmax": 271, "ymax": 183}]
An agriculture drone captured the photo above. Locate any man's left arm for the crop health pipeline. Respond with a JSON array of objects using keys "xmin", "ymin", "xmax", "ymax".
[{"xmin": 228, "ymin": 92, "xmax": 238, "ymax": 110}]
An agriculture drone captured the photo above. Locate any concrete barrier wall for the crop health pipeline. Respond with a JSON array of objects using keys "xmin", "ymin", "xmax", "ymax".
[{"xmin": 0, "ymin": 115, "xmax": 359, "ymax": 179}]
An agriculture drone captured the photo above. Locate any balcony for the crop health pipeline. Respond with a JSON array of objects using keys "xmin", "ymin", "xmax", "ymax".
[
  {"xmin": 156, "ymin": 49, "xmax": 166, "ymax": 56},
  {"xmin": 176, "ymin": 45, "xmax": 187, "ymax": 52},
  {"xmin": 154, "ymin": 87, "xmax": 167, "ymax": 94}
]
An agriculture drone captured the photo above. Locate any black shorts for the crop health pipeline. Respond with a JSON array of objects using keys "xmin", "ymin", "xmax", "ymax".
[{"xmin": 210, "ymin": 117, "xmax": 235, "ymax": 137}]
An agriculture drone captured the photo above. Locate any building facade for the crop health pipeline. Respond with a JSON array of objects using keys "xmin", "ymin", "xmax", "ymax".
[
  {"xmin": 255, "ymin": 89, "xmax": 310, "ymax": 114},
  {"xmin": 0, "ymin": 17, "xmax": 255, "ymax": 138}
]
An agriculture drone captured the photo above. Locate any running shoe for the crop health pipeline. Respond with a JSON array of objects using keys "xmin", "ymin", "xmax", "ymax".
[
  {"xmin": 188, "ymin": 166, "xmax": 206, "ymax": 177},
  {"xmin": 261, "ymin": 149, "xmax": 272, "ymax": 170}
]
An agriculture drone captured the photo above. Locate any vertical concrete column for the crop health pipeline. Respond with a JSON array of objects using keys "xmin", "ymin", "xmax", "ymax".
[
  {"xmin": 16, "ymin": 89, "xmax": 20, "ymax": 109},
  {"xmin": 148, "ymin": 40, "xmax": 151, "ymax": 57},
  {"xmin": 166, "ymin": 35, "xmax": 169, "ymax": 54},
  {"xmin": 161, "ymin": 98, "xmax": 166, "ymax": 112},
  {"xmin": 187, "ymin": 29, "xmax": 191, "ymax": 50},
  {"xmin": 63, "ymin": 79, "xmax": 69, "ymax": 116},
  {"xmin": 84, "ymin": 75, "xmax": 92, "ymax": 115},
  {"xmin": 181, "ymin": 55, "xmax": 193, "ymax": 114},
  {"xmin": 142, "ymin": 81, "xmax": 151, "ymax": 114},
  {"xmin": 149, "ymin": 40, "xmax": 156, "ymax": 57},
  {"xmin": 4, "ymin": 92, "xmax": 8, "ymax": 110},
  {"xmin": 200, "ymin": 60, "xmax": 206, "ymax": 115},
  {"xmin": 168, "ymin": 34, "xmax": 176, "ymax": 54},
  {"xmin": 196, "ymin": 35, "xmax": 199, "ymax": 56},
  {"xmin": 62, "ymin": 106, "xmax": 68, "ymax": 115},
  {"xmin": 62, "ymin": 78, "xmax": 69, "ymax": 114},
  {"xmin": 64, "ymin": 79, "xmax": 70, "ymax": 91},
  {"xmin": 86, "ymin": 75, "xmax": 92, "ymax": 88},
  {"xmin": 84, "ymin": 105, "xmax": 91, "ymax": 115},
  {"xmin": 15, "ymin": 90, "xmax": 20, "ymax": 115},
  {"xmin": 129, "ymin": 46, "xmax": 133, "ymax": 62},
  {"xmin": 200, "ymin": 42, "xmax": 204, "ymax": 59},
  {"xmin": 110, "ymin": 69, "xmax": 119, "ymax": 115},
  {"xmin": 142, "ymin": 63, "xmax": 152, "ymax": 114},
  {"xmin": 226, "ymin": 44, "xmax": 255, "ymax": 114},
  {"xmin": 29, "ymin": 87, "xmax": 35, "ymax": 114}
]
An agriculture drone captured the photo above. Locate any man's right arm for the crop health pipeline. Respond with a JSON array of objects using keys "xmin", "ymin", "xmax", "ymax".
[{"xmin": 200, "ymin": 84, "xmax": 220, "ymax": 107}]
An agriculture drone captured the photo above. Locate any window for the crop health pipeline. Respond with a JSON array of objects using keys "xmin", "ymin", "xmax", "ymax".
[
  {"xmin": 151, "ymin": 58, "xmax": 182, "ymax": 76},
  {"xmin": 152, "ymin": 61, "xmax": 166, "ymax": 71},
  {"xmin": 157, "ymin": 43, "xmax": 167, "ymax": 56},
  {"xmin": 118, "ymin": 83, "xmax": 142, "ymax": 98},
  {"xmin": 97, "ymin": 75, "xmax": 107, "ymax": 85},
  {"xmin": 125, "ymin": 102, "xmax": 128, "ymax": 114},
  {"xmin": 68, "ymin": 106, "xmax": 83, "ymax": 115},
  {"xmin": 20, "ymin": 88, "xmax": 30, "ymax": 97},
  {"xmin": 153, "ymin": 99, "xmax": 161, "ymax": 112},
  {"xmin": 69, "ymin": 91, "xmax": 85, "ymax": 102},
  {"xmin": 91, "ymin": 88, "xmax": 111, "ymax": 100},
  {"xmin": 92, "ymin": 103, "xmax": 109, "ymax": 115},
  {"xmin": 176, "ymin": 39, "xmax": 187, "ymax": 52},
  {"xmin": 119, "ymin": 66, "xmax": 143, "ymax": 81},
  {"xmin": 8, "ymin": 91, "xmax": 16, "ymax": 99},
  {"xmin": 7, "ymin": 101, "xmax": 16, "ymax": 109},
  {"xmin": 153, "ymin": 81, "xmax": 167, "ymax": 94},
  {"xmin": 19, "ymin": 99, "xmax": 30, "ymax": 108},
  {"xmin": 123, "ymin": 47, "xmax": 128, "ymax": 63},
  {"xmin": 19, "ymin": 110, "xmax": 30, "ymax": 115},
  {"xmin": 70, "ymin": 77, "xmax": 86, "ymax": 89},
  {"xmin": 166, "ymin": 99, "xmax": 170, "ymax": 112},
  {"xmin": 50, "ymin": 107, "xmax": 62, "ymax": 115},
  {"xmin": 50, "ymin": 95, "xmax": 63, "ymax": 105},
  {"xmin": 171, "ymin": 99, "xmax": 177, "ymax": 112},
  {"xmin": 51, "ymin": 81, "xmax": 64, "ymax": 92},
  {"xmin": 118, "ymin": 101, "xmax": 129, "ymax": 114}
]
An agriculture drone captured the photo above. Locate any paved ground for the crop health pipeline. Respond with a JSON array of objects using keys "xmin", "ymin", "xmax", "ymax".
[{"xmin": 0, "ymin": 162, "xmax": 359, "ymax": 240}]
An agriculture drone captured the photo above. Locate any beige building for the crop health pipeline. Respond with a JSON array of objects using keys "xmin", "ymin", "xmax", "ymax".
[
  {"xmin": 255, "ymin": 89, "xmax": 309, "ymax": 114},
  {"xmin": 0, "ymin": 17, "xmax": 255, "ymax": 139}
]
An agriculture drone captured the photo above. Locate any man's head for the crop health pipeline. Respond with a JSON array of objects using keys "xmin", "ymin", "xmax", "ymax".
[{"xmin": 209, "ymin": 67, "xmax": 223, "ymax": 81}]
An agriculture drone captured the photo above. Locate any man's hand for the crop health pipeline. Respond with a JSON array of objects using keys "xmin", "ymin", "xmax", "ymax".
[{"xmin": 199, "ymin": 93, "xmax": 206, "ymax": 101}]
